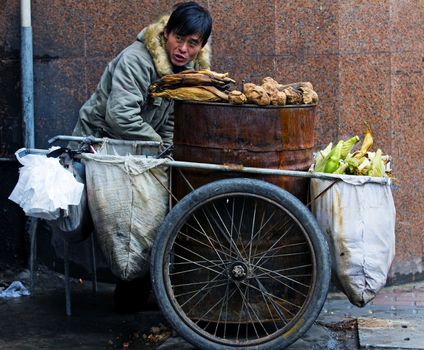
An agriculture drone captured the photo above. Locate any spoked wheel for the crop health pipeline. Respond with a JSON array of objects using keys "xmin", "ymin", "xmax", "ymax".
[{"xmin": 151, "ymin": 178, "xmax": 331, "ymax": 350}]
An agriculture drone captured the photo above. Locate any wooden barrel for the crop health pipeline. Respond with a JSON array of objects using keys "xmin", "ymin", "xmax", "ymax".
[{"xmin": 172, "ymin": 101, "xmax": 316, "ymax": 203}]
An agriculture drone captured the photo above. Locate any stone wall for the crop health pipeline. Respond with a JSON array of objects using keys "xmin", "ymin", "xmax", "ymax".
[{"xmin": 0, "ymin": 1, "xmax": 423, "ymax": 281}]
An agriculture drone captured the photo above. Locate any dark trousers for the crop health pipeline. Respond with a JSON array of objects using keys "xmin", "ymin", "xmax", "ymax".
[{"xmin": 113, "ymin": 273, "xmax": 152, "ymax": 313}]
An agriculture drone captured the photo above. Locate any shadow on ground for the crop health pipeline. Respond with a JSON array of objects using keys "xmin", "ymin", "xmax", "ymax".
[{"xmin": 0, "ymin": 266, "xmax": 360, "ymax": 349}]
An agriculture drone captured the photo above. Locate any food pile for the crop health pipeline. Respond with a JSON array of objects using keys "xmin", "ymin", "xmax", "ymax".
[
  {"xmin": 311, "ymin": 124, "xmax": 392, "ymax": 177},
  {"xmin": 149, "ymin": 69, "xmax": 235, "ymax": 102},
  {"xmin": 149, "ymin": 70, "xmax": 318, "ymax": 106},
  {"xmin": 231, "ymin": 78, "xmax": 318, "ymax": 106}
]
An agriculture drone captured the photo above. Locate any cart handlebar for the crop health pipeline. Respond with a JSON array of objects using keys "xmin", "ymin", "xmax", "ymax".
[{"xmin": 47, "ymin": 135, "xmax": 161, "ymax": 147}]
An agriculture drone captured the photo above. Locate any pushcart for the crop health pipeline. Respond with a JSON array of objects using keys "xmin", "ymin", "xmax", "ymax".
[
  {"xmin": 24, "ymin": 103, "xmax": 334, "ymax": 350},
  {"xmin": 19, "ymin": 126, "xmax": 331, "ymax": 349}
]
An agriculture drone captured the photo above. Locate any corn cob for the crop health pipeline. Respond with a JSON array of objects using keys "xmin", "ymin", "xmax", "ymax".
[
  {"xmin": 340, "ymin": 135, "xmax": 360, "ymax": 159},
  {"xmin": 314, "ymin": 142, "xmax": 333, "ymax": 173},
  {"xmin": 357, "ymin": 157, "xmax": 371, "ymax": 175},
  {"xmin": 150, "ymin": 70, "xmax": 236, "ymax": 93},
  {"xmin": 354, "ymin": 123, "xmax": 373, "ymax": 160},
  {"xmin": 369, "ymin": 148, "xmax": 385, "ymax": 177},
  {"xmin": 344, "ymin": 154, "xmax": 360, "ymax": 174},
  {"xmin": 333, "ymin": 162, "xmax": 349, "ymax": 174},
  {"xmin": 324, "ymin": 140, "xmax": 344, "ymax": 173},
  {"xmin": 150, "ymin": 86, "xmax": 228, "ymax": 102}
]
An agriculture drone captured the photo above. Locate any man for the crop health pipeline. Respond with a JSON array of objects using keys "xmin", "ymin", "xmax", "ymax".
[
  {"xmin": 71, "ymin": 1, "xmax": 212, "ymax": 149},
  {"xmin": 71, "ymin": 2, "xmax": 212, "ymax": 312}
]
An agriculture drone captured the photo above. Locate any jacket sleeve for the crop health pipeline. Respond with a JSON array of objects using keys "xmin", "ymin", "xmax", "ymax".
[
  {"xmin": 157, "ymin": 102, "xmax": 174, "ymax": 147},
  {"xmin": 104, "ymin": 53, "xmax": 162, "ymax": 142}
]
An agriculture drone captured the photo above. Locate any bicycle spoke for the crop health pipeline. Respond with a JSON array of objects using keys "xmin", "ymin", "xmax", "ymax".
[
  {"xmin": 233, "ymin": 281, "xmax": 264, "ymax": 339},
  {"xmin": 174, "ymin": 281, "xmax": 229, "ymax": 299},
  {"xmin": 187, "ymin": 212, "xmax": 228, "ymax": 266},
  {"xmin": 208, "ymin": 202, "xmax": 245, "ymax": 260},
  {"xmin": 253, "ymin": 268, "xmax": 309, "ymax": 298},
  {"xmin": 251, "ymin": 241, "xmax": 308, "ymax": 259},
  {"xmin": 240, "ymin": 280, "xmax": 299, "ymax": 317},
  {"xmin": 172, "ymin": 278, "xmax": 229, "ymax": 289},
  {"xmin": 183, "ymin": 221, "xmax": 234, "ymax": 254},
  {"xmin": 255, "ymin": 278, "xmax": 290, "ymax": 324},
  {"xmin": 256, "ymin": 280, "xmax": 281, "ymax": 331},
  {"xmin": 258, "ymin": 264, "xmax": 313, "ymax": 275},
  {"xmin": 177, "ymin": 229, "xmax": 234, "ymax": 260},
  {"xmin": 247, "ymin": 201, "xmax": 257, "ymax": 265},
  {"xmin": 252, "ymin": 221, "xmax": 296, "ymax": 268},
  {"xmin": 178, "ymin": 273, "xmax": 227, "ymax": 309},
  {"xmin": 194, "ymin": 287, "xmax": 238, "ymax": 324},
  {"xmin": 246, "ymin": 208, "xmax": 276, "ymax": 250},
  {"xmin": 172, "ymin": 251, "xmax": 225, "ymax": 276}
]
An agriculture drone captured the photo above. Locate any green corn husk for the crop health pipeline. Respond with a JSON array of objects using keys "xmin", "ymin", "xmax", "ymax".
[
  {"xmin": 314, "ymin": 142, "xmax": 333, "ymax": 172},
  {"xmin": 340, "ymin": 135, "xmax": 360, "ymax": 159},
  {"xmin": 333, "ymin": 161, "xmax": 349, "ymax": 174},
  {"xmin": 369, "ymin": 148, "xmax": 385, "ymax": 177},
  {"xmin": 324, "ymin": 140, "xmax": 344, "ymax": 173},
  {"xmin": 344, "ymin": 153, "xmax": 360, "ymax": 174}
]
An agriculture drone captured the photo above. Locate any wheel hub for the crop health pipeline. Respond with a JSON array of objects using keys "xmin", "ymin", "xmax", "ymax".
[{"xmin": 229, "ymin": 262, "xmax": 248, "ymax": 280}]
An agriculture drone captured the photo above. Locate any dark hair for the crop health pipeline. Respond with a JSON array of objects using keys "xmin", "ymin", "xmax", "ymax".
[{"xmin": 166, "ymin": 2, "xmax": 212, "ymax": 47}]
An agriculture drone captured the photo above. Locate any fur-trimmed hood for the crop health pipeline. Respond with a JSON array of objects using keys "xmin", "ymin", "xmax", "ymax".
[{"xmin": 137, "ymin": 15, "xmax": 211, "ymax": 77}]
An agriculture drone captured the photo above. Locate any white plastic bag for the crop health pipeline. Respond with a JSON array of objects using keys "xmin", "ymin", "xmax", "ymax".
[
  {"xmin": 8, "ymin": 148, "xmax": 84, "ymax": 220},
  {"xmin": 310, "ymin": 174, "xmax": 396, "ymax": 307},
  {"xmin": 0, "ymin": 281, "xmax": 30, "ymax": 298}
]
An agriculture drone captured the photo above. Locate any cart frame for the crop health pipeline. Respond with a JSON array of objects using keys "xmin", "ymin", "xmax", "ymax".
[{"xmin": 20, "ymin": 136, "xmax": 387, "ymax": 349}]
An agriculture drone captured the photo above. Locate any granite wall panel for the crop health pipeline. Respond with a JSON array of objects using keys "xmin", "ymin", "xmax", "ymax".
[
  {"xmin": 390, "ymin": 52, "xmax": 424, "ymax": 277},
  {"xmin": 32, "ymin": 0, "xmax": 86, "ymax": 59},
  {"xmin": 210, "ymin": 0, "xmax": 276, "ymax": 58},
  {"xmin": 338, "ymin": 1, "xmax": 390, "ymax": 54},
  {"xmin": 0, "ymin": 59, "xmax": 21, "ymax": 157},
  {"xmin": 213, "ymin": 53, "xmax": 275, "ymax": 87},
  {"xmin": 390, "ymin": 0, "xmax": 424, "ymax": 52},
  {"xmin": 0, "ymin": 163, "xmax": 27, "ymax": 267},
  {"xmin": 33, "ymin": 58, "xmax": 87, "ymax": 147},
  {"xmin": 0, "ymin": 0, "xmax": 20, "ymax": 58},
  {"xmin": 277, "ymin": 55, "xmax": 340, "ymax": 149},
  {"xmin": 338, "ymin": 53, "xmax": 392, "ymax": 152},
  {"xmin": 275, "ymin": 0, "xmax": 339, "ymax": 57}
]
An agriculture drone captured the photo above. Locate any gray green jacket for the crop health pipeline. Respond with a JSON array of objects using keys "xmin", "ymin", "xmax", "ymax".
[{"xmin": 71, "ymin": 15, "xmax": 211, "ymax": 147}]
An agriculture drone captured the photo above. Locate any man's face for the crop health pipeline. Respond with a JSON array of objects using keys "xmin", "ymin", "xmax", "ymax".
[{"xmin": 164, "ymin": 30, "xmax": 203, "ymax": 66}]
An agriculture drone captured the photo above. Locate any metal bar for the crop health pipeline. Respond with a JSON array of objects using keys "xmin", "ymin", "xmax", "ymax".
[
  {"xmin": 16, "ymin": 148, "xmax": 49, "ymax": 157},
  {"xmin": 21, "ymin": 0, "xmax": 34, "ymax": 149},
  {"xmin": 28, "ymin": 217, "xmax": 38, "ymax": 295},
  {"xmin": 166, "ymin": 160, "xmax": 391, "ymax": 184},
  {"xmin": 19, "ymin": 147, "xmax": 390, "ymax": 184},
  {"xmin": 48, "ymin": 134, "xmax": 160, "ymax": 147},
  {"xmin": 90, "ymin": 233, "xmax": 98, "ymax": 294},
  {"xmin": 64, "ymin": 240, "xmax": 72, "ymax": 316}
]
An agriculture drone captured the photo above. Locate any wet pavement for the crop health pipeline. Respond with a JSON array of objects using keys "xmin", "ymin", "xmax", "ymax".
[{"xmin": 1, "ymin": 266, "xmax": 424, "ymax": 350}]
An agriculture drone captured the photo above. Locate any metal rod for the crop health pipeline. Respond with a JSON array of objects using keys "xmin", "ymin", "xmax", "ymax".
[
  {"xmin": 48, "ymin": 135, "xmax": 160, "ymax": 147},
  {"xmin": 166, "ymin": 160, "xmax": 391, "ymax": 184},
  {"xmin": 28, "ymin": 217, "xmax": 38, "ymax": 295},
  {"xmin": 64, "ymin": 240, "xmax": 72, "ymax": 316},
  {"xmin": 90, "ymin": 233, "xmax": 98, "ymax": 294},
  {"xmin": 21, "ymin": 0, "xmax": 34, "ymax": 149},
  {"xmin": 16, "ymin": 148, "xmax": 49, "ymax": 157},
  {"xmin": 19, "ymin": 147, "xmax": 390, "ymax": 184}
]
